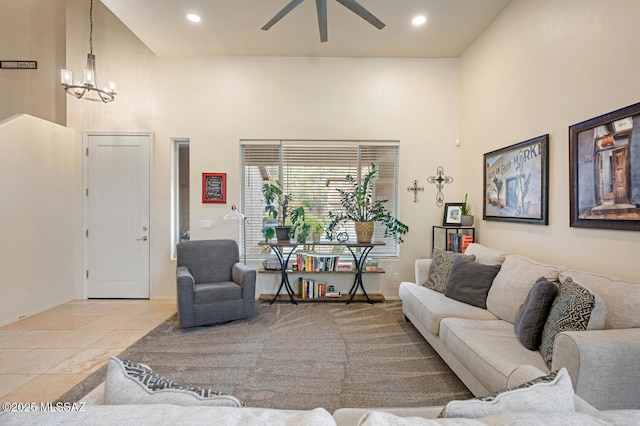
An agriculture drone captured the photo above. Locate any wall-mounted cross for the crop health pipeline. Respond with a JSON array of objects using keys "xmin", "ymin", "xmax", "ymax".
[
  {"xmin": 427, "ymin": 166, "xmax": 454, "ymax": 206},
  {"xmin": 407, "ymin": 180, "xmax": 424, "ymax": 203}
]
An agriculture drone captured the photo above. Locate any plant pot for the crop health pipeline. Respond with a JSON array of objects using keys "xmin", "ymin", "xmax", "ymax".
[
  {"xmin": 355, "ymin": 221, "xmax": 374, "ymax": 243},
  {"xmin": 460, "ymin": 215, "xmax": 474, "ymax": 226},
  {"xmin": 312, "ymin": 232, "xmax": 321, "ymax": 244},
  {"xmin": 275, "ymin": 226, "xmax": 292, "ymax": 242}
]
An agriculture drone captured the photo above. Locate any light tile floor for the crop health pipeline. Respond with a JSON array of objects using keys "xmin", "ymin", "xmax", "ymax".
[{"xmin": 0, "ymin": 299, "xmax": 176, "ymax": 404}]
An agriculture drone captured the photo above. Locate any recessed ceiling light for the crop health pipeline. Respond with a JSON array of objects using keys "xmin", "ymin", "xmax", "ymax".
[
  {"xmin": 187, "ymin": 13, "xmax": 201, "ymax": 23},
  {"xmin": 412, "ymin": 15, "xmax": 427, "ymax": 26}
]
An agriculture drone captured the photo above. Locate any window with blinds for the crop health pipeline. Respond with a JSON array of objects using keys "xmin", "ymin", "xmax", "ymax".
[{"xmin": 241, "ymin": 140, "xmax": 400, "ymax": 257}]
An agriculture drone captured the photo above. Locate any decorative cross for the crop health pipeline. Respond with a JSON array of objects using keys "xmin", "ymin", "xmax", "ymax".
[
  {"xmin": 407, "ymin": 180, "xmax": 424, "ymax": 203},
  {"xmin": 427, "ymin": 166, "xmax": 454, "ymax": 206}
]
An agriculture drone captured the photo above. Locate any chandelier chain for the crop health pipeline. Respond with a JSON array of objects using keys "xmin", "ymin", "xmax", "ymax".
[{"xmin": 89, "ymin": 0, "xmax": 93, "ymax": 55}]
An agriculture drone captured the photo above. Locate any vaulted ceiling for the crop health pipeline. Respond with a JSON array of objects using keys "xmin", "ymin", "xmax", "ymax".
[{"xmin": 101, "ymin": 0, "xmax": 512, "ymax": 58}]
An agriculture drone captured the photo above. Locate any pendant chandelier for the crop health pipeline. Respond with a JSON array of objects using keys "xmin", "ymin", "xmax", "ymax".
[{"xmin": 60, "ymin": 0, "xmax": 117, "ymax": 103}]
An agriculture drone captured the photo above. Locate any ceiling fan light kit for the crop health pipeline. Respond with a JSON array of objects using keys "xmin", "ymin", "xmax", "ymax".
[{"xmin": 262, "ymin": 0, "xmax": 385, "ymax": 43}]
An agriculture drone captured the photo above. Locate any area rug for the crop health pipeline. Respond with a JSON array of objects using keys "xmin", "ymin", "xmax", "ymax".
[{"xmin": 57, "ymin": 301, "xmax": 472, "ymax": 412}]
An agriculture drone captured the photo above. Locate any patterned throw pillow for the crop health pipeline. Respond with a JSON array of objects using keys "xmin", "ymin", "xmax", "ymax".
[
  {"xmin": 105, "ymin": 357, "xmax": 244, "ymax": 407},
  {"xmin": 426, "ymin": 247, "xmax": 475, "ymax": 293},
  {"xmin": 540, "ymin": 277, "xmax": 596, "ymax": 368},
  {"xmin": 439, "ymin": 368, "xmax": 574, "ymax": 418}
]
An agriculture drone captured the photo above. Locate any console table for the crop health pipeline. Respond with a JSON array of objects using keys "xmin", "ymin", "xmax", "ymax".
[{"xmin": 258, "ymin": 241, "xmax": 385, "ymax": 304}]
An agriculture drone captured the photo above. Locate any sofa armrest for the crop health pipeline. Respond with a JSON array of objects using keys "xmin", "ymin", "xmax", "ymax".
[
  {"xmin": 553, "ymin": 328, "xmax": 640, "ymax": 410},
  {"xmin": 176, "ymin": 266, "xmax": 196, "ymax": 327},
  {"xmin": 415, "ymin": 259, "xmax": 432, "ymax": 286},
  {"xmin": 232, "ymin": 262, "xmax": 257, "ymax": 315},
  {"xmin": 176, "ymin": 266, "xmax": 195, "ymax": 290}
]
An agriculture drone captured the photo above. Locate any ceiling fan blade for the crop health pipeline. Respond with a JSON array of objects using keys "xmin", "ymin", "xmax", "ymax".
[
  {"xmin": 316, "ymin": 0, "xmax": 328, "ymax": 42},
  {"xmin": 334, "ymin": 0, "xmax": 385, "ymax": 30},
  {"xmin": 261, "ymin": 0, "xmax": 306, "ymax": 31}
]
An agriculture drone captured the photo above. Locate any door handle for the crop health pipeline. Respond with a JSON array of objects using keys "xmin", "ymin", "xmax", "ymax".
[{"xmin": 137, "ymin": 236, "xmax": 148, "ymax": 241}]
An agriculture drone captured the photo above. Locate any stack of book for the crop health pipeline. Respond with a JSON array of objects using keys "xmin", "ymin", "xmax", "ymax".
[
  {"xmin": 296, "ymin": 252, "xmax": 340, "ymax": 272},
  {"xmin": 448, "ymin": 234, "xmax": 474, "ymax": 253},
  {"xmin": 297, "ymin": 277, "xmax": 327, "ymax": 298}
]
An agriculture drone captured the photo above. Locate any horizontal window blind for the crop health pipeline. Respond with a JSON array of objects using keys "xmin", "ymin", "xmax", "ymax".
[{"xmin": 241, "ymin": 140, "xmax": 400, "ymax": 257}]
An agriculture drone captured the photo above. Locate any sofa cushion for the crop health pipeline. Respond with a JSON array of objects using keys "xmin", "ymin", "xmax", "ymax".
[
  {"xmin": 357, "ymin": 411, "xmax": 609, "ymax": 425},
  {"xmin": 444, "ymin": 257, "xmax": 501, "ymax": 309},
  {"xmin": 513, "ymin": 278, "xmax": 558, "ymax": 350},
  {"xmin": 426, "ymin": 248, "xmax": 476, "ymax": 293},
  {"xmin": 0, "ymin": 405, "xmax": 337, "ymax": 426},
  {"xmin": 439, "ymin": 368, "xmax": 574, "ymax": 419},
  {"xmin": 104, "ymin": 357, "xmax": 244, "ymax": 407},
  {"xmin": 540, "ymin": 277, "xmax": 600, "ymax": 368},
  {"xmin": 559, "ymin": 270, "xmax": 640, "ymax": 329},
  {"xmin": 486, "ymin": 254, "xmax": 564, "ymax": 324},
  {"xmin": 440, "ymin": 318, "xmax": 549, "ymax": 391},
  {"xmin": 399, "ymin": 282, "xmax": 497, "ymax": 335},
  {"xmin": 463, "ymin": 243, "xmax": 508, "ymax": 266}
]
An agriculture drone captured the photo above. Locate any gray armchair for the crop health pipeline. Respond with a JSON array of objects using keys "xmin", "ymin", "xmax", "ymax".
[{"xmin": 176, "ymin": 239, "xmax": 256, "ymax": 328}]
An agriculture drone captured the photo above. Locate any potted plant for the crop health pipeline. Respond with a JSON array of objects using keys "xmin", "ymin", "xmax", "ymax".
[
  {"xmin": 326, "ymin": 163, "xmax": 409, "ymax": 243},
  {"xmin": 262, "ymin": 181, "xmax": 304, "ymax": 242},
  {"xmin": 460, "ymin": 193, "xmax": 474, "ymax": 226},
  {"xmin": 312, "ymin": 223, "xmax": 323, "ymax": 244},
  {"xmin": 290, "ymin": 207, "xmax": 310, "ymax": 243}
]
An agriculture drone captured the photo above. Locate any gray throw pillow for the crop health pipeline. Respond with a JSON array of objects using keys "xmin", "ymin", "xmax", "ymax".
[
  {"xmin": 444, "ymin": 256, "xmax": 500, "ymax": 309},
  {"xmin": 514, "ymin": 277, "xmax": 558, "ymax": 351},
  {"xmin": 426, "ymin": 247, "xmax": 476, "ymax": 293},
  {"xmin": 540, "ymin": 277, "xmax": 596, "ymax": 368}
]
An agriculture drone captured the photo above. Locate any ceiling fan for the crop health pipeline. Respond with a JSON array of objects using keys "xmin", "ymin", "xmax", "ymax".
[{"xmin": 262, "ymin": 0, "xmax": 386, "ymax": 43}]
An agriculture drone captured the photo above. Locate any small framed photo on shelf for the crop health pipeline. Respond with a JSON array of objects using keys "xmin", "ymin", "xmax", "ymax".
[
  {"xmin": 202, "ymin": 172, "xmax": 226, "ymax": 204},
  {"xmin": 443, "ymin": 202, "xmax": 464, "ymax": 226}
]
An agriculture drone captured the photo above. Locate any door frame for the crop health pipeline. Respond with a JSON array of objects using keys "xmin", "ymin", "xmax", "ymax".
[{"xmin": 82, "ymin": 131, "xmax": 154, "ymax": 299}]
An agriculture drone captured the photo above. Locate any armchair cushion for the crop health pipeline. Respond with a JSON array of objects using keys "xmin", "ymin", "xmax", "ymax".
[{"xmin": 194, "ymin": 282, "xmax": 242, "ymax": 305}]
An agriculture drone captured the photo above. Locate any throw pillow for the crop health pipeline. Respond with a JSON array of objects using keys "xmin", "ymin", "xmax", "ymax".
[
  {"xmin": 439, "ymin": 368, "xmax": 575, "ymax": 418},
  {"xmin": 426, "ymin": 247, "xmax": 476, "ymax": 293},
  {"xmin": 444, "ymin": 257, "xmax": 501, "ymax": 309},
  {"xmin": 514, "ymin": 277, "xmax": 558, "ymax": 350},
  {"xmin": 540, "ymin": 277, "xmax": 596, "ymax": 368},
  {"xmin": 104, "ymin": 357, "xmax": 244, "ymax": 407},
  {"xmin": 463, "ymin": 243, "xmax": 508, "ymax": 266}
]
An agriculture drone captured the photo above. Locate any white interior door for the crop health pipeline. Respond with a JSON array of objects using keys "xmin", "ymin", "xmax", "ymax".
[{"xmin": 86, "ymin": 133, "xmax": 151, "ymax": 298}]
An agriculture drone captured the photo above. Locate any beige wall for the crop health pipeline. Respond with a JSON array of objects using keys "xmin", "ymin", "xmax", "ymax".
[
  {"xmin": 460, "ymin": 0, "xmax": 640, "ymax": 282},
  {"xmin": 0, "ymin": 0, "xmax": 66, "ymax": 125},
  {"xmin": 152, "ymin": 56, "xmax": 461, "ymax": 298},
  {"xmin": 0, "ymin": 115, "xmax": 75, "ymax": 326}
]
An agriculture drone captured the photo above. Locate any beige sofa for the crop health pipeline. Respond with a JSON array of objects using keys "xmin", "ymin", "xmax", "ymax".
[{"xmin": 399, "ymin": 243, "xmax": 640, "ymax": 411}]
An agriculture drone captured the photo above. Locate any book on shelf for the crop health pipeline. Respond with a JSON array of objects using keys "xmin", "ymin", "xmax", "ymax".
[
  {"xmin": 336, "ymin": 262, "xmax": 353, "ymax": 271},
  {"xmin": 324, "ymin": 291, "xmax": 341, "ymax": 298},
  {"xmin": 461, "ymin": 235, "xmax": 473, "ymax": 253},
  {"xmin": 296, "ymin": 252, "xmax": 340, "ymax": 272},
  {"xmin": 448, "ymin": 233, "xmax": 474, "ymax": 253},
  {"xmin": 297, "ymin": 277, "xmax": 327, "ymax": 299}
]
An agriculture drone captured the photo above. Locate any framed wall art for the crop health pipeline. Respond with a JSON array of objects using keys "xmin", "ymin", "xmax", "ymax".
[
  {"xmin": 443, "ymin": 202, "xmax": 464, "ymax": 226},
  {"xmin": 202, "ymin": 172, "xmax": 226, "ymax": 204},
  {"xmin": 569, "ymin": 102, "xmax": 640, "ymax": 231},
  {"xmin": 483, "ymin": 134, "xmax": 549, "ymax": 224}
]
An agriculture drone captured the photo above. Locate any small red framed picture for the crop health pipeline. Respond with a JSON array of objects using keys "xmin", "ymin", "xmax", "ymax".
[{"xmin": 202, "ymin": 172, "xmax": 226, "ymax": 204}]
